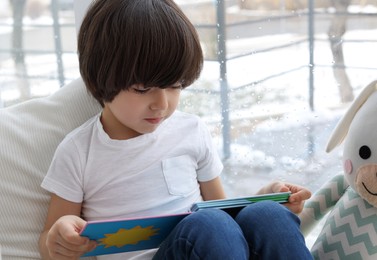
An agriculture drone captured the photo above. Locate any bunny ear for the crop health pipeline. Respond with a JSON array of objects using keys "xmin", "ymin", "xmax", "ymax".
[{"xmin": 326, "ymin": 80, "xmax": 377, "ymax": 153}]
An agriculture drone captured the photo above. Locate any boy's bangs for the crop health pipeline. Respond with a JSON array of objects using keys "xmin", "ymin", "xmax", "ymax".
[
  {"xmin": 138, "ymin": 38, "xmax": 197, "ymax": 88},
  {"xmin": 79, "ymin": 0, "xmax": 203, "ymax": 104}
]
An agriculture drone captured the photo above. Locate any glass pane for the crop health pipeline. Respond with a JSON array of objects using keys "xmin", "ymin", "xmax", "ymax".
[{"xmin": 0, "ymin": 0, "xmax": 77, "ymax": 107}]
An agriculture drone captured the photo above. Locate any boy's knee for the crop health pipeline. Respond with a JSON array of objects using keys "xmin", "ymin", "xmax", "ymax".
[
  {"xmin": 158, "ymin": 209, "xmax": 249, "ymax": 260},
  {"xmin": 176, "ymin": 208, "xmax": 248, "ymax": 241},
  {"xmin": 236, "ymin": 201, "xmax": 299, "ymax": 227},
  {"xmin": 183, "ymin": 208, "xmax": 234, "ymax": 231}
]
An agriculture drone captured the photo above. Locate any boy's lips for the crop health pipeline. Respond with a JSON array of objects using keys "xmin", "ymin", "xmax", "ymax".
[{"xmin": 145, "ymin": 117, "xmax": 163, "ymax": 124}]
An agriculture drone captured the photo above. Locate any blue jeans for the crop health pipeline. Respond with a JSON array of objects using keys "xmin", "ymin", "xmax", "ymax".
[{"xmin": 153, "ymin": 201, "xmax": 312, "ymax": 260}]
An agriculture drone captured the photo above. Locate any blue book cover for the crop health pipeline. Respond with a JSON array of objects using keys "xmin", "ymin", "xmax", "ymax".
[
  {"xmin": 81, "ymin": 213, "xmax": 190, "ymax": 257},
  {"xmin": 80, "ymin": 192, "xmax": 290, "ymax": 257}
]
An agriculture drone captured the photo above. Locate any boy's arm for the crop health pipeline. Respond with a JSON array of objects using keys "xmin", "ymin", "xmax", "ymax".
[
  {"xmin": 199, "ymin": 176, "xmax": 227, "ymax": 201},
  {"xmin": 39, "ymin": 194, "xmax": 96, "ymax": 260}
]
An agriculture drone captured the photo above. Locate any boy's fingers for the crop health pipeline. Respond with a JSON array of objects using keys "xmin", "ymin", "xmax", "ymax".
[{"xmin": 289, "ymin": 190, "xmax": 311, "ymax": 203}]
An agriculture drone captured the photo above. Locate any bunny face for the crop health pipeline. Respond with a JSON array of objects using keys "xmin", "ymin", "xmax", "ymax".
[{"xmin": 342, "ymin": 90, "xmax": 377, "ymax": 207}]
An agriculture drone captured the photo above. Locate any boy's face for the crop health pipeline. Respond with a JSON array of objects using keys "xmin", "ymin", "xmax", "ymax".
[{"xmin": 101, "ymin": 84, "xmax": 181, "ymax": 140}]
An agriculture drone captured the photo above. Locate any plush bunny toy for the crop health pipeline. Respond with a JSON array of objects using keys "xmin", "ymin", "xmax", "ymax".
[{"xmin": 300, "ymin": 80, "xmax": 377, "ymax": 259}]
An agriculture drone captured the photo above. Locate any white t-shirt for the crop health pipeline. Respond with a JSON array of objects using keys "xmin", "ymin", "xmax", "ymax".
[{"xmin": 41, "ymin": 110, "xmax": 223, "ymax": 260}]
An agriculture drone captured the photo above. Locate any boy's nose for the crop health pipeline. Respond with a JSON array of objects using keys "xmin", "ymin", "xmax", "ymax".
[{"xmin": 150, "ymin": 89, "xmax": 168, "ymax": 110}]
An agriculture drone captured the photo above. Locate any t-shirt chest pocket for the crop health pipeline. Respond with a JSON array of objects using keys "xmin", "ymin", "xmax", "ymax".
[{"xmin": 162, "ymin": 155, "xmax": 199, "ymax": 196}]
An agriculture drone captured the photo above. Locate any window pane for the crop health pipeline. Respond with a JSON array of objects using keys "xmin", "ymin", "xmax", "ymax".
[{"xmin": 0, "ymin": 0, "xmax": 77, "ymax": 107}]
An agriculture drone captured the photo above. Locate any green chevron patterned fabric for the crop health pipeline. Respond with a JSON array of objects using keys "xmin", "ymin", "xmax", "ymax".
[
  {"xmin": 311, "ymin": 188, "xmax": 377, "ymax": 260},
  {"xmin": 300, "ymin": 174, "xmax": 349, "ymax": 237},
  {"xmin": 305, "ymin": 175, "xmax": 348, "ymax": 221}
]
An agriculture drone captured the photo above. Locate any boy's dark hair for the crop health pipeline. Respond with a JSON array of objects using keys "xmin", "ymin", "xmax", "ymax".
[{"xmin": 78, "ymin": 0, "xmax": 203, "ymax": 106}]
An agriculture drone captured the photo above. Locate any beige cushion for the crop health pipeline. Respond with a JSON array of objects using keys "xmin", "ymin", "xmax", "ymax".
[{"xmin": 0, "ymin": 78, "xmax": 101, "ymax": 259}]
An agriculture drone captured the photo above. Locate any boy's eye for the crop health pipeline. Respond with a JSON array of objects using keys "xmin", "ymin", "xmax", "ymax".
[
  {"xmin": 131, "ymin": 85, "xmax": 151, "ymax": 94},
  {"xmin": 130, "ymin": 83, "xmax": 182, "ymax": 94},
  {"xmin": 170, "ymin": 84, "xmax": 182, "ymax": 90},
  {"xmin": 133, "ymin": 88, "xmax": 149, "ymax": 94}
]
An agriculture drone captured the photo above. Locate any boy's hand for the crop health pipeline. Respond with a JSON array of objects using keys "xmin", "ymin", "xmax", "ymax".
[
  {"xmin": 45, "ymin": 215, "xmax": 96, "ymax": 259},
  {"xmin": 259, "ymin": 181, "xmax": 312, "ymax": 214}
]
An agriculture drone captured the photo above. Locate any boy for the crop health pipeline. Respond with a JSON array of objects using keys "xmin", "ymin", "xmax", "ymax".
[{"xmin": 39, "ymin": 0, "xmax": 312, "ymax": 259}]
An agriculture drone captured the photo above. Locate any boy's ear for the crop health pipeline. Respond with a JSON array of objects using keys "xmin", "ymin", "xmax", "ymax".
[{"xmin": 326, "ymin": 80, "xmax": 377, "ymax": 153}]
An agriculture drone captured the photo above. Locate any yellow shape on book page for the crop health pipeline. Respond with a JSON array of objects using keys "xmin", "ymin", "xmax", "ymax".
[{"xmin": 99, "ymin": 225, "xmax": 159, "ymax": 248}]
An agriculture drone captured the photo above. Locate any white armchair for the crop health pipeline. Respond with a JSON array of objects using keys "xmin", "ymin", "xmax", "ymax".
[{"xmin": 0, "ymin": 78, "xmax": 100, "ymax": 259}]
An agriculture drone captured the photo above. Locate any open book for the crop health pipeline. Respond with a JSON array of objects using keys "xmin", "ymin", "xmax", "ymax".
[{"xmin": 80, "ymin": 192, "xmax": 290, "ymax": 257}]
